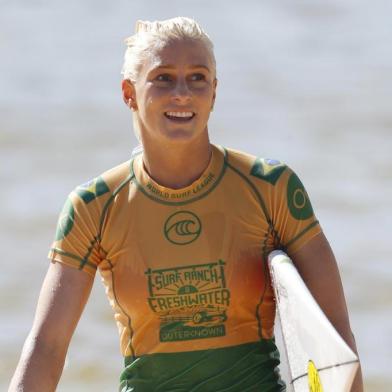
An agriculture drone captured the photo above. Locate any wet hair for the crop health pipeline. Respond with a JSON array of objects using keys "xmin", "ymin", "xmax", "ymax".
[{"xmin": 121, "ymin": 17, "xmax": 216, "ymax": 82}]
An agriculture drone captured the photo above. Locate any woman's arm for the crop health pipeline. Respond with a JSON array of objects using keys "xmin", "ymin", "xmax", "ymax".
[
  {"xmin": 8, "ymin": 262, "xmax": 94, "ymax": 392},
  {"xmin": 290, "ymin": 231, "xmax": 363, "ymax": 392}
]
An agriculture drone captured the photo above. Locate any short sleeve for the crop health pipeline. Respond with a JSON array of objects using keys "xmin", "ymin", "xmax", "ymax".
[
  {"xmin": 270, "ymin": 166, "xmax": 322, "ymax": 255},
  {"xmin": 48, "ymin": 188, "xmax": 104, "ymax": 276}
]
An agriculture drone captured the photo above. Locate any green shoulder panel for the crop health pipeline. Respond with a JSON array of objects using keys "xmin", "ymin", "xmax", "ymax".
[
  {"xmin": 286, "ymin": 172, "xmax": 314, "ymax": 220},
  {"xmin": 55, "ymin": 197, "xmax": 75, "ymax": 241},
  {"xmin": 75, "ymin": 176, "xmax": 110, "ymax": 204},
  {"xmin": 250, "ymin": 158, "xmax": 287, "ymax": 185}
]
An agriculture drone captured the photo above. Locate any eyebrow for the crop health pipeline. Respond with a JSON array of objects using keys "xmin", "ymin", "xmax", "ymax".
[{"xmin": 151, "ymin": 64, "xmax": 211, "ymax": 72}]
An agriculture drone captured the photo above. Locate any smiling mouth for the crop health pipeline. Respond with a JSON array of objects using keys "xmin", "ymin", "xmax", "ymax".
[{"xmin": 164, "ymin": 111, "xmax": 196, "ymax": 122}]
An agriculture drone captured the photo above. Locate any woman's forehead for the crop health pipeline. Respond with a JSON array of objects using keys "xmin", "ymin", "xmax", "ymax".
[{"xmin": 145, "ymin": 38, "xmax": 215, "ymax": 73}]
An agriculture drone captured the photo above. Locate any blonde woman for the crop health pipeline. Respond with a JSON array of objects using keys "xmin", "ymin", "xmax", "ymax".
[{"xmin": 9, "ymin": 17, "xmax": 363, "ymax": 392}]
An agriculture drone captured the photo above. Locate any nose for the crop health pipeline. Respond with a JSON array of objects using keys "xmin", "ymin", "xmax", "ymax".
[{"xmin": 171, "ymin": 78, "xmax": 191, "ymax": 104}]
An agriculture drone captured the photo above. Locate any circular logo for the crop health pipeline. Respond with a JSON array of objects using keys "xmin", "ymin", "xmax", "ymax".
[
  {"xmin": 287, "ymin": 172, "xmax": 314, "ymax": 220},
  {"xmin": 55, "ymin": 198, "xmax": 75, "ymax": 241},
  {"xmin": 308, "ymin": 360, "xmax": 323, "ymax": 392},
  {"xmin": 164, "ymin": 211, "xmax": 202, "ymax": 245}
]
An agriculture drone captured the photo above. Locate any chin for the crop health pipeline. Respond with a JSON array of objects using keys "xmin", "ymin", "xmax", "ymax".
[{"xmin": 161, "ymin": 128, "xmax": 201, "ymax": 143}]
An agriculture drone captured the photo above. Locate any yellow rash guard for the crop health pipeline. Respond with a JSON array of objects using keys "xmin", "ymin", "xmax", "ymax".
[{"xmin": 48, "ymin": 144, "xmax": 321, "ymax": 391}]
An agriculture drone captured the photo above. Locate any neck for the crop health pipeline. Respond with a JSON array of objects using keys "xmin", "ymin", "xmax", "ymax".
[{"xmin": 140, "ymin": 132, "xmax": 212, "ymax": 189}]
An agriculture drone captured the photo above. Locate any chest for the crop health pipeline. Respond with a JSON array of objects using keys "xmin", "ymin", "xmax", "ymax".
[{"xmin": 101, "ymin": 184, "xmax": 270, "ymax": 271}]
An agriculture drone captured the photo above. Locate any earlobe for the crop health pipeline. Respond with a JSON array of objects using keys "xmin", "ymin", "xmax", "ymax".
[
  {"xmin": 127, "ymin": 97, "xmax": 137, "ymax": 111},
  {"xmin": 122, "ymin": 79, "xmax": 138, "ymax": 111}
]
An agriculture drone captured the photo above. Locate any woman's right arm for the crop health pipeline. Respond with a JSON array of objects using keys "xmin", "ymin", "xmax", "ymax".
[{"xmin": 8, "ymin": 262, "xmax": 94, "ymax": 392}]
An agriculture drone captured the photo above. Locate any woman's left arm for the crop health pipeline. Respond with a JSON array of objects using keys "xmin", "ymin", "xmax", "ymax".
[{"xmin": 290, "ymin": 231, "xmax": 364, "ymax": 392}]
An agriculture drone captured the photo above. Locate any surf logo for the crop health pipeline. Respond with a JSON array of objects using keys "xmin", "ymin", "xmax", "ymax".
[
  {"xmin": 308, "ymin": 360, "xmax": 323, "ymax": 392},
  {"xmin": 164, "ymin": 211, "xmax": 202, "ymax": 245},
  {"xmin": 287, "ymin": 172, "xmax": 314, "ymax": 220},
  {"xmin": 145, "ymin": 261, "xmax": 229, "ymax": 342}
]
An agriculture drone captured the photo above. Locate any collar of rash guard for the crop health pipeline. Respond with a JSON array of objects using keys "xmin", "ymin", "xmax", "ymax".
[{"xmin": 131, "ymin": 144, "xmax": 227, "ymax": 205}]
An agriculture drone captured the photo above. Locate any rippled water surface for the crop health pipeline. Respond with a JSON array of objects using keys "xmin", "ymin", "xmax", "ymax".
[{"xmin": 1, "ymin": 1, "xmax": 391, "ymax": 390}]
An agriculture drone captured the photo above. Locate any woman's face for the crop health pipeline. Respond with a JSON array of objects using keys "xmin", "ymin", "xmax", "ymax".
[{"xmin": 127, "ymin": 38, "xmax": 217, "ymax": 143}]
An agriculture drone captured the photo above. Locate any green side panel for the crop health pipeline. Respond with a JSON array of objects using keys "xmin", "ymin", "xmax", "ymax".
[
  {"xmin": 286, "ymin": 172, "xmax": 314, "ymax": 220},
  {"xmin": 55, "ymin": 198, "xmax": 74, "ymax": 241},
  {"xmin": 77, "ymin": 189, "xmax": 95, "ymax": 203},
  {"xmin": 250, "ymin": 158, "xmax": 287, "ymax": 185},
  {"xmin": 95, "ymin": 176, "xmax": 110, "ymax": 196},
  {"xmin": 120, "ymin": 340, "xmax": 285, "ymax": 392},
  {"xmin": 76, "ymin": 176, "xmax": 110, "ymax": 204}
]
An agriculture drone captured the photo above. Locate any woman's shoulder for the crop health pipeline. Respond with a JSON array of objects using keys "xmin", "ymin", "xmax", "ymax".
[
  {"xmin": 70, "ymin": 159, "xmax": 133, "ymax": 205},
  {"xmin": 100, "ymin": 159, "xmax": 134, "ymax": 191},
  {"xmin": 221, "ymin": 145, "xmax": 288, "ymax": 184}
]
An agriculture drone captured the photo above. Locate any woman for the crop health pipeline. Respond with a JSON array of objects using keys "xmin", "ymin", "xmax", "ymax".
[{"xmin": 9, "ymin": 17, "xmax": 363, "ymax": 391}]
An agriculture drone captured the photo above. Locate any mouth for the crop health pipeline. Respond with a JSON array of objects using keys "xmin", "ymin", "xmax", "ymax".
[{"xmin": 164, "ymin": 111, "xmax": 196, "ymax": 122}]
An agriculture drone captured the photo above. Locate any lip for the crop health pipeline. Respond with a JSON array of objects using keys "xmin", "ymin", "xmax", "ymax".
[{"xmin": 164, "ymin": 111, "xmax": 196, "ymax": 122}]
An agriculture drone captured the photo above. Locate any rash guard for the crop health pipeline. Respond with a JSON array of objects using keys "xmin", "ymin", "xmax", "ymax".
[{"xmin": 49, "ymin": 144, "xmax": 321, "ymax": 391}]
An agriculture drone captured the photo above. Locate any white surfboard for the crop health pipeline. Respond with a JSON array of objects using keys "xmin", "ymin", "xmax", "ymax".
[{"xmin": 268, "ymin": 250, "xmax": 359, "ymax": 392}]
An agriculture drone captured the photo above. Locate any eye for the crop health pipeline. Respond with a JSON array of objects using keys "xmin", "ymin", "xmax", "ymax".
[
  {"xmin": 189, "ymin": 73, "xmax": 206, "ymax": 82},
  {"xmin": 155, "ymin": 74, "xmax": 173, "ymax": 82}
]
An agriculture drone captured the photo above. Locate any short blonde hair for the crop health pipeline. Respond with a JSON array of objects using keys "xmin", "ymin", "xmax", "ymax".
[{"xmin": 121, "ymin": 17, "xmax": 216, "ymax": 82}]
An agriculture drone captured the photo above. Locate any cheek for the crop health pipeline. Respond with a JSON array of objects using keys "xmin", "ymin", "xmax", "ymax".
[
  {"xmin": 144, "ymin": 91, "xmax": 167, "ymax": 112},
  {"xmin": 194, "ymin": 87, "xmax": 213, "ymax": 102},
  {"xmin": 204, "ymin": 87, "xmax": 216, "ymax": 102},
  {"xmin": 199, "ymin": 92, "xmax": 215, "ymax": 112},
  {"xmin": 138, "ymin": 96, "xmax": 157, "ymax": 117}
]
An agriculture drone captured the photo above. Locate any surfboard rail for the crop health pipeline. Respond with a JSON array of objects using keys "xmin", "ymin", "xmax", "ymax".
[{"xmin": 268, "ymin": 250, "xmax": 359, "ymax": 392}]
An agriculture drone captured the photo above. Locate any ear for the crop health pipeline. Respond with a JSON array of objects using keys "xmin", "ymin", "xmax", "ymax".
[
  {"xmin": 211, "ymin": 78, "xmax": 218, "ymax": 111},
  {"xmin": 122, "ymin": 79, "xmax": 138, "ymax": 111}
]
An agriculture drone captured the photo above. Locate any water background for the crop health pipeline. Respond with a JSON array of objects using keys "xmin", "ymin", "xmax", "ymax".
[{"xmin": 1, "ymin": 1, "xmax": 391, "ymax": 390}]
